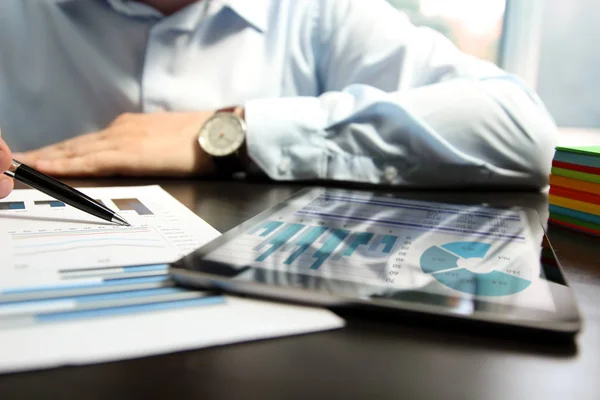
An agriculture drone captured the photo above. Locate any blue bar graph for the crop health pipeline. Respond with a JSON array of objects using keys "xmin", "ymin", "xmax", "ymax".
[
  {"xmin": 1, "ymin": 287, "xmax": 185, "ymax": 308},
  {"xmin": 36, "ymin": 296, "xmax": 224, "ymax": 323},
  {"xmin": 343, "ymin": 232, "xmax": 374, "ymax": 256},
  {"xmin": 123, "ymin": 264, "xmax": 169, "ymax": 273},
  {"xmin": 1, "ymin": 275, "xmax": 169, "ymax": 296},
  {"xmin": 0, "ymin": 201, "xmax": 25, "ymax": 210},
  {"xmin": 311, "ymin": 229, "xmax": 350, "ymax": 270},
  {"xmin": 34, "ymin": 200, "xmax": 66, "ymax": 208},
  {"xmin": 255, "ymin": 224, "xmax": 305, "ymax": 262},
  {"xmin": 249, "ymin": 220, "xmax": 284, "ymax": 237},
  {"xmin": 249, "ymin": 221, "xmax": 396, "ymax": 271},
  {"xmin": 284, "ymin": 226, "xmax": 329, "ymax": 265},
  {"xmin": 368, "ymin": 234, "xmax": 398, "ymax": 253}
]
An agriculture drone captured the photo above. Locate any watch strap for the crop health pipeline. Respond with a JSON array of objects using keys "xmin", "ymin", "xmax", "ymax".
[{"xmin": 212, "ymin": 149, "xmax": 245, "ymax": 177}]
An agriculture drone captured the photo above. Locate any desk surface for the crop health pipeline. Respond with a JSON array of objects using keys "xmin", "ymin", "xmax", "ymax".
[{"xmin": 1, "ymin": 180, "xmax": 599, "ymax": 400}]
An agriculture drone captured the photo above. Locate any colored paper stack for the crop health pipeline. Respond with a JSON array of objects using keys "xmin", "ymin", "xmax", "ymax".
[{"xmin": 549, "ymin": 145, "xmax": 600, "ymax": 236}]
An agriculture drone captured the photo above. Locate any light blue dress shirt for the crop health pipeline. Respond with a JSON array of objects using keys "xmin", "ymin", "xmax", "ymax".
[{"xmin": 0, "ymin": 0, "xmax": 557, "ymax": 187}]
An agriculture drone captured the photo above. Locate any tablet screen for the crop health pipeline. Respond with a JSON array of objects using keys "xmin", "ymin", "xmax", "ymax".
[{"xmin": 171, "ymin": 188, "xmax": 581, "ymax": 332}]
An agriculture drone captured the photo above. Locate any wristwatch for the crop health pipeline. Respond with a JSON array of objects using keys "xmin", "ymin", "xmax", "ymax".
[{"xmin": 198, "ymin": 107, "xmax": 247, "ymax": 177}]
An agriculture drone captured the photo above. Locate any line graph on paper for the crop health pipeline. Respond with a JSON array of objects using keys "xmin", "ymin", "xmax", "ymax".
[
  {"xmin": 9, "ymin": 226, "xmax": 178, "ymax": 271},
  {"xmin": 0, "ymin": 186, "xmax": 220, "ymax": 274}
]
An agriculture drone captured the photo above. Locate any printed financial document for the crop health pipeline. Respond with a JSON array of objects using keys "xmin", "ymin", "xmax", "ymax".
[
  {"xmin": 0, "ymin": 185, "xmax": 215, "ymax": 274},
  {"xmin": 0, "ymin": 185, "xmax": 344, "ymax": 373}
]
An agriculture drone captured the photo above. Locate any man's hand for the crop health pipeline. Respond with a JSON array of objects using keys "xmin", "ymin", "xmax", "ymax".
[
  {"xmin": 0, "ymin": 129, "xmax": 15, "ymax": 199},
  {"xmin": 15, "ymin": 112, "xmax": 217, "ymax": 177}
]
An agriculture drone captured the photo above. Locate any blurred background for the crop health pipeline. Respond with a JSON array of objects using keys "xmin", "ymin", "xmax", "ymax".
[{"xmin": 387, "ymin": 0, "xmax": 600, "ymax": 133}]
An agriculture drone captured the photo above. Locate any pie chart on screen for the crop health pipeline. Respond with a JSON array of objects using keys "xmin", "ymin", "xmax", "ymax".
[{"xmin": 420, "ymin": 241, "xmax": 532, "ymax": 297}]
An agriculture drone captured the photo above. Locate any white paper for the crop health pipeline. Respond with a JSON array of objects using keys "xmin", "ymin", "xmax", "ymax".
[
  {"xmin": 0, "ymin": 186, "xmax": 344, "ymax": 373},
  {"xmin": 0, "ymin": 185, "xmax": 220, "ymax": 277},
  {"xmin": 0, "ymin": 296, "xmax": 344, "ymax": 374}
]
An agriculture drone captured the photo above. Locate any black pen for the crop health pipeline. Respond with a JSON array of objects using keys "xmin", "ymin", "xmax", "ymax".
[{"xmin": 3, "ymin": 159, "xmax": 130, "ymax": 226}]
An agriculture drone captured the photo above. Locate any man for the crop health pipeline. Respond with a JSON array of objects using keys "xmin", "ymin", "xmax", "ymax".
[{"xmin": 0, "ymin": 0, "xmax": 556, "ymax": 193}]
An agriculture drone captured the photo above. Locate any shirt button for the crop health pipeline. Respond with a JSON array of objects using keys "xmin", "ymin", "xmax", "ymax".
[
  {"xmin": 384, "ymin": 166, "xmax": 398, "ymax": 182},
  {"xmin": 278, "ymin": 158, "xmax": 291, "ymax": 174}
]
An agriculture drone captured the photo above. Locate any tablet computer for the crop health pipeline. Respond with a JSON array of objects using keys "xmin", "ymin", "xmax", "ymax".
[{"xmin": 169, "ymin": 188, "xmax": 582, "ymax": 335}]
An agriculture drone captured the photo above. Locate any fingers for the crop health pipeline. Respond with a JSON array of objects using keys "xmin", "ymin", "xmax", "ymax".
[
  {"xmin": 0, "ymin": 130, "xmax": 12, "ymax": 173},
  {"xmin": 0, "ymin": 175, "xmax": 14, "ymax": 199},
  {"xmin": 0, "ymin": 131, "xmax": 14, "ymax": 199},
  {"xmin": 0, "ymin": 133, "xmax": 14, "ymax": 199},
  {"xmin": 34, "ymin": 151, "xmax": 126, "ymax": 177},
  {"xmin": 14, "ymin": 131, "xmax": 110, "ymax": 165},
  {"xmin": 13, "ymin": 129, "xmax": 140, "ymax": 177}
]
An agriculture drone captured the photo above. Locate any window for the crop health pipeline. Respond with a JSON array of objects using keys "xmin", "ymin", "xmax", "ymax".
[
  {"xmin": 536, "ymin": 0, "xmax": 600, "ymax": 129},
  {"xmin": 388, "ymin": 0, "xmax": 600, "ymax": 132},
  {"xmin": 386, "ymin": 0, "xmax": 507, "ymax": 63}
]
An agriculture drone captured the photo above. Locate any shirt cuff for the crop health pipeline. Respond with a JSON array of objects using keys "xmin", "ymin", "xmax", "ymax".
[
  {"xmin": 244, "ymin": 96, "xmax": 328, "ymax": 180},
  {"xmin": 245, "ymin": 96, "xmax": 387, "ymax": 182},
  {"xmin": 246, "ymin": 94, "xmax": 411, "ymax": 183}
]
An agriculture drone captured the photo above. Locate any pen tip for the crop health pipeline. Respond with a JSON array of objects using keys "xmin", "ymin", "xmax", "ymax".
[{"xmin": 112, "ymin": 214, "xmax": 131, "ymax": 227}]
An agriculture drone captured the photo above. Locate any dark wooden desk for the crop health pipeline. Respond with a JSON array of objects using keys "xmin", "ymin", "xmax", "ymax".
[{"xmin": 1, "ymin": 180, "xmax": 598, "ymax": 400}]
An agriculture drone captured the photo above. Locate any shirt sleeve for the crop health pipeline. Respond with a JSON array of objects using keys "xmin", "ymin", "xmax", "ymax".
[{"xmin": 244, "ymin": 0, "xmax": 557, "ymax": 189}]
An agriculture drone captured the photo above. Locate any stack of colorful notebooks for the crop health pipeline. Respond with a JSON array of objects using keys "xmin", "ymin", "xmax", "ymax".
[{"xmin": 549, "ymin": 145, "xmax": 600, "ymax": 236}]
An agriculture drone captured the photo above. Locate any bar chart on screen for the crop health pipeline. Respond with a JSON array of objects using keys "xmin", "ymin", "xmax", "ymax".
[{"xmin": 206, "ymin": 191, "xmax": 540, "ymax": 299}]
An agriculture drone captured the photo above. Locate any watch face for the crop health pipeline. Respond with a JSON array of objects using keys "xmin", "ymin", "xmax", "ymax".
[{"xmin": 199, "ymin": 113, "xmax": 246, "ymax": 157}]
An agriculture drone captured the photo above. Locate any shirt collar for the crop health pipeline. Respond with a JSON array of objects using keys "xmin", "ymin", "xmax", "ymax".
[
  {"xmin": 102, "ymin": 0, "xmax": 269, "ymax": 32},
  {"xmin": 215, "ymin": 0, "xmax": 269, "ymax": 33},
  {"xmin": 105, "ymin": 0, "xmax": 162, "ymax": 18}
]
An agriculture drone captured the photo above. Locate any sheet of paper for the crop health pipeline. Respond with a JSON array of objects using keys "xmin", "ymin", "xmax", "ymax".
[
  {"xmin": 0, "ymin": 185, "xmax": 218, "ymax": 278},
  {"xmin": 0, "ymin": 186, "xmax": 344, "ymax": 373}
]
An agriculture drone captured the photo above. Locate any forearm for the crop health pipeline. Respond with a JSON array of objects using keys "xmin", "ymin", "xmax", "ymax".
[{"xmin": 244, "ymin": 79, "xmax": 557, "ymax": 188}]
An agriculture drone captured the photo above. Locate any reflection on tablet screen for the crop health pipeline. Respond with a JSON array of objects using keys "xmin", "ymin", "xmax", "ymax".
[{"xmin": 172, "ymin": 188, "xmax": 581, "ymax": 334}]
